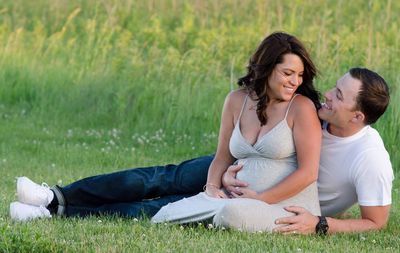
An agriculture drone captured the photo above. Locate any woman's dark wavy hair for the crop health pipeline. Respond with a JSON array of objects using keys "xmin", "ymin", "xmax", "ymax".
[{"xmin": 238, "ymin": 32, "xmax": 321, "ymax": 125}]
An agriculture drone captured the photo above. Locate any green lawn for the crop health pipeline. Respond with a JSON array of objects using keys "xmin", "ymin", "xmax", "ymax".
[{"xmin": 0, "ymin": 0, "xmax": 399, "ymax": 252}]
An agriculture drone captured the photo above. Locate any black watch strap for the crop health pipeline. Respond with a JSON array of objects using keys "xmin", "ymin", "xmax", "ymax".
[{"xmin": 315, "ymin": 216, "xmax": 329, "ymax": 235}]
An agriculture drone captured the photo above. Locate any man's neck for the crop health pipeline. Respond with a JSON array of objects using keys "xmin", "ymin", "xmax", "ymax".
[{"xmin": 327, "ymin": 123, "xmax": 366, "ymax": 137}]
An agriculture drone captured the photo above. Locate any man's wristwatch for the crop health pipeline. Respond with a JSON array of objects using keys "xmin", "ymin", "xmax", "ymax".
[{"xmin": 315, "ymin": 216, "xmax": 329, "ymax": 235}]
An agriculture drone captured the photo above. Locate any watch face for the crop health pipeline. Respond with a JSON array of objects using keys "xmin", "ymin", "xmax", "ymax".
[{"xmin": 316, "ymin": 216, "xmax": 329, "ymax": 235}]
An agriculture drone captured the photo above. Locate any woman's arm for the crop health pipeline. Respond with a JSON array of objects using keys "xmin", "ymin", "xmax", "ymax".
[
  {"xmin": 234, "ymin": 96, "xmax": 321, "ymax": 203},
  {"xmin": 260, "ymin": 96, "xmax": 321, "ymax": 203},
  {"xmin": 205, "ymin": 91, "xmax": 241, "ymax": 198}
]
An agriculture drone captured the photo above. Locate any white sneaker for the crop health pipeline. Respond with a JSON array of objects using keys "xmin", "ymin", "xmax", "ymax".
[
  {"xmin": 17, "ymin": 177, "xmax": 54, "ymax": 207},
  {"xmin": 10, "ymin": 202, "xmax": 52, "ymax": 221}
]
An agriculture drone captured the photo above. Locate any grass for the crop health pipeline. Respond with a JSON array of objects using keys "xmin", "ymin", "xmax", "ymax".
[{"xmin": 0, "ymin": 0, "xmax": 399, "ymax": 252}]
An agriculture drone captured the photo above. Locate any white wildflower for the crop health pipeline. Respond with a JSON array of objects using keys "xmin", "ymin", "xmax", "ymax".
[{"xmin": 67, "ymin": 129, "xmax": 73, "ymax": 138}]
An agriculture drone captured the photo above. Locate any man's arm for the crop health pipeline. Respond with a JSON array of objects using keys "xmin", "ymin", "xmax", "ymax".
[
  {"xmin": 273, "ymin": 205, "xmax": 391, "ymax": 234},
  {"xmin": 327, "ymin": 205, "xmax": 390, "ymax": 233}
]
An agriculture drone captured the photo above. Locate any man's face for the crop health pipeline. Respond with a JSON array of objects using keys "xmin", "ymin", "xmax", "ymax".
[{"xmin": 318, "ymin": 73, "xmax": 362, "ymax": 128}]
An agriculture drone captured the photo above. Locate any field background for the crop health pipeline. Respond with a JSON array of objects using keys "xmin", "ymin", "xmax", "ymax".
[{"xmin": 0, "ymin": 0, "xmax": 399, "ymax": 252}]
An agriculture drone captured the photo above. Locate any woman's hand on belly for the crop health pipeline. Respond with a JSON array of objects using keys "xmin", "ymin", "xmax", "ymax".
[
  {"xmin": 222, "ymin": 163, "xmax": 249, "ymax": 193},
  {"xmin": 205, "ymin": 186, "xmax": 229, "ymax": 199},
  {"xmin": 231, "ymin": 187, "xmax": 261, "ymax": 201}
]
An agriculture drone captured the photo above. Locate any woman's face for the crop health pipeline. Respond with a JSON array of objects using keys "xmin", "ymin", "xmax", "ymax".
[{"xmin": 267, "ymin": 53, "xmax": 304, "ymax": 102}]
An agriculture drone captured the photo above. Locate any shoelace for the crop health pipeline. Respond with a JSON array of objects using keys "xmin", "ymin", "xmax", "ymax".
[
  {"xmin": 40, "ymin": 182, "xmax": 53, "ymax": 204},
  {"xmin": 41, "ymin": 182, "xmax": 50, "ymax": 188}
]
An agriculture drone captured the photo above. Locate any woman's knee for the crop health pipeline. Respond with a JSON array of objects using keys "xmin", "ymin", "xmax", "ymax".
[{"xmin": 213, "ymin": 203, "xmax": 243, "ymax": 229}]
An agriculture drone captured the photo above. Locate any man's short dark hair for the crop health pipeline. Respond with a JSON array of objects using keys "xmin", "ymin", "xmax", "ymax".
[{"xmin": 350, "ymin": 67, "xmax": 390, "ymax": 125}]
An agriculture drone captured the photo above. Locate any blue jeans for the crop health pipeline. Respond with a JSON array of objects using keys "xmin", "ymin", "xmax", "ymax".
[{"xmin": 53, "ymin": 155, "xmax": 214, "ymax": 218}]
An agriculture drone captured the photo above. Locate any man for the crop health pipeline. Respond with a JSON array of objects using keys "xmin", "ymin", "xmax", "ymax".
[
  {"xmin": 11, "ymin": 68, "xmax": 393, "ymax": 235},
  {"xmin": 222, "ymin": 67, "xmax": 393, "ymax": 234}
]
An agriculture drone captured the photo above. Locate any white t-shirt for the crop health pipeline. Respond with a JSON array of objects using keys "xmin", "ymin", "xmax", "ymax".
[{"xmin": 318, "ymin": 123, "xmax": 394, "ymax": 216}]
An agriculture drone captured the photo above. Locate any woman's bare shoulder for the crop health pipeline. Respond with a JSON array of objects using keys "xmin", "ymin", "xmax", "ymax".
[
  {"xmin": 289, "ymin": 95, "xmax": 321, "ymax": 131},
  {"xmin": 286, "ymin": 94, "xmax": 320, "ymax": 125},
  {"xmin": 291, "ymin": 94, "xmax": 318, "ymax": 113},
  {"xmin": 224, "ymin": 88, "xmax": 249, "ymax": 106}
]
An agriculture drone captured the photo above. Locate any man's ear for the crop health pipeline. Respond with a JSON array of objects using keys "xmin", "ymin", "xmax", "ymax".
[{"xmin": 351, "ymin": 111, "xmax": 365, "ymax": 123}]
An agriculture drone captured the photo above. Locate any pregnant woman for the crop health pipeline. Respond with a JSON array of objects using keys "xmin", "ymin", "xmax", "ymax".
[{"xmin": 152, "ymin": 32, "xmax": 322, "ymax": 232}]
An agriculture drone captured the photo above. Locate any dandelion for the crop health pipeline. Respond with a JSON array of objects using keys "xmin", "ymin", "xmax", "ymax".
[
  {"xmin": 133, "ymin": 218, "xmax": 138, "ymax": 222},
  {"xmin": 98, "ymin": 220, "xmax": 102, "ymax": 223},
  {"xmin": 372, "ymin": 239, "xmax": 376, "ymax": 244},
  {"xmin": 297, "ymin": 248, "xmax": 302, "ymax": 252},
  {"xmin": 207, "ymin": 224, "xmax": 214, "ymax": 229}
]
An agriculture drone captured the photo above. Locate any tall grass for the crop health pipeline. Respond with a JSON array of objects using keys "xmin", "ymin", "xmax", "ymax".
[
  {"xmin": 0, "ymin": 0, "xmax": 399, "ymax": 252},
  {"xmin": 2, "ymin": 0, "xmax": 399, "ymax": 168}
]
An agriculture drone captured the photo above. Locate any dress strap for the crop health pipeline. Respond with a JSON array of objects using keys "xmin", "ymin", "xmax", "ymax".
[
  {"xmin": 284, "ymin": 94, "xmax": 299, "ymax": 119},
  {"xmin": 236, "ymin": 94, "xmax": 249, "ymax": 125}
]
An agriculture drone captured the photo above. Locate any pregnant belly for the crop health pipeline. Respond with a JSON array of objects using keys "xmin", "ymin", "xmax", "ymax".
[{"xmin": 235, "ymin": 158, "xmax": 297, "ymax": 193}]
